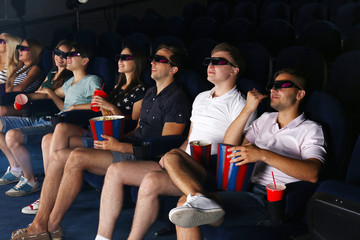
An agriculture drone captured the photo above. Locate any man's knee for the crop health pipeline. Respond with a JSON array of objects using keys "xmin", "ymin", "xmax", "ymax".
[
  {"xmin": 54, "ymin": 122, "xmax": 69, "ymax": 135},
  {"xmin": 138, "ymin": 172, "xmax": 163, "ymax": 196},
  {"xmin": 65, "ymin": 147, "xmax": 91, "ymax": 171},
  {"xmin": 105, "ymin": 162, "xmax": 125, "ymax": 182},
  {"xmin": 5, "ymin": 129, "xmax": 23, "ymax": 148},
  {"xmin": 42, "ymin": 133, "xmax": 53, "ymax": 148}
]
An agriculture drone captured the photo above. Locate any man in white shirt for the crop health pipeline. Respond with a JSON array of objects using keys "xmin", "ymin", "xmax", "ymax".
[
  {"xmin": 95, "ymin": 43, "xmax": 256, "ymax": 240},
  {"xmin": 167, "ymin": 68, "xmax": 327, "ymax": 240}
]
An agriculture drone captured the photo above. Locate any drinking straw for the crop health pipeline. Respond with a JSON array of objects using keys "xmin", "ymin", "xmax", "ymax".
[
  {"xmin": 272, "ymin": 171, "xmax": 277, "ymax": 189},
  {"xmin": 101, "ymin": 83, "xmax": 105, "ymax": 90},
  {"xmin": 19, "ymin": 94, "xmax": 24, "ymax": 104}
]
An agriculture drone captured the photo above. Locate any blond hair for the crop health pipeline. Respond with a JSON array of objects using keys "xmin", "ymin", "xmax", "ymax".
[{"xmin": 0, "ymin": 33, "xmax": 21, "ymax": 79}]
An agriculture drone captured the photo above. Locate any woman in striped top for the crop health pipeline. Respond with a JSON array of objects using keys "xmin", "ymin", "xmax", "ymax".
[{"xmin": 6, "ymin": 38, "xmax": 43, "ymax": 92}]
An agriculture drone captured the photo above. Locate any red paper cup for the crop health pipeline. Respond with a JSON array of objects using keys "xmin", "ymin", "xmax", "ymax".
[
  {"xmin": 266, "ymin": 183, "xmax": 286, "ymax": 202},
  {"xmin": 14, "ymin": 94, "xmax": 28, "ymax": 111},
  {"xmin": 91, "ymin": 89, "xmax": 108, "ymax": 112},
  {"xmin": 216, "ymin": 143, "xmax": 254, "ymax": 191},
  {"xmin": 89, "ymin": 115, "xmax": 125, "ymax": 141},
  {"xmin": 190, "ymin": 140, "xmax": 211, "ymax": 166}
]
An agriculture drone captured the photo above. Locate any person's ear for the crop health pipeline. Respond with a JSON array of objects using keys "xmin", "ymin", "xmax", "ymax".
[
  {"xmin": 170, "ymin": 66, "xmax": 178, "ymax": 75},
  {"xmin": 231, "ymin": 67, "xmax": 239, "ymax": 76},
  {"xmin": 296, "ymin": 90, "xmax": 306, "ymax": 100},
  {"xmin": 82, "ymin": 57, "xmax": 89, "ymax": 66}
]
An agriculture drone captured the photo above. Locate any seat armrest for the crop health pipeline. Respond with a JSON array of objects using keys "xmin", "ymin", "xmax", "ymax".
[
  {"xmin": 57, "ymin": 109, "xmax": 101, "ymax": 126},
  {"xmin": 133, "ymin": 135, "xmax": 187, "ymax": 160},
  {"xmin": 285, "ymin": 181, "xmax": 318, "ymax": 215}
]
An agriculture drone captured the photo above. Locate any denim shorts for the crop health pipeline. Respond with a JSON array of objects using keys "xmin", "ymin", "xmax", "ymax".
[
  {"xmin": 217, "ymin": 184, "xmax": 270, "ymax": 227},
  {"xmin": 111, "ymin": 151, "xmax": 136, "ymax": 163},
  {"xmin": 0, "ymin": 116, "xmax": 54, "ymax": 144}
]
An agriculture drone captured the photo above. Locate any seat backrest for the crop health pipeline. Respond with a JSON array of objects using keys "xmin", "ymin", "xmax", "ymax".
[
  {"xmin": 346, "ymin": 134, "xmax": 360, "ymax": 185},
  {"xmin": 298, "ymin": 20, "xmax": 342, "ymax": 61},
  {"xmin": 123, "ymin": 32, "xmax": 151, "ymax": 55},
  {"xmin": 182, "ymin": 2, "xmax": 205, "ymax": 23},
  {"xmin": 75, "ymin": 29, "xmax": 97, "ymax": 52},
  {"xmin": 190, "ymin": 16, "xmax": 220, "ymax": 41},
  {"xmin": 237, "ymin": 42, "xmax": 272, "ymax": 87},
  {"xmin": 207, "ymin": 2, "xmax": 229, "ymax": 25},
  {"xmin": 263, "ymin": 2, "xmax": 291, "ymax": 21},
  {"xmin": 97, "ymin": 31, "xmax": 122, "ymax": 60},
  {"xmin": 138, "ymin": 14, "xmax": 163, "ymax": 40},
  {"xmin": 87, "ymin": 57, "xmax": 116, "ymax": 94},
  {"xmin": 295, "ymin": 3, "xmax": 328, "ymax": 31},
  {"xmin": 176, "ymin": 68, "xmax": 206, "ymax": 100},
  {"xmin": 116, "ymin": 14, "xmax": 138, "ymax": 37},
  {"xmin": 275, "ymin": 46, "xmax": 327, "ymax": 91},
  {"xmin": 335, "ymin": 2, "xmax": 360, "ymax": 37},
  {"xmin": 232, "ymin": 2, "xmax": 258, "ymax": 24},
  {"xmin": 305, "ymin": 90, "xmax": 348, "ymax": 179},
  {"xmin": 151, "ymin": 35, "xmax": 184, "ymax": 55},
  {"xmin": 256, "ymin": 19, "xmax": 296, "ymax": 56},
  {"xmin": 222, "ymin": 18, "xmax": 256, "ymax": 43}
]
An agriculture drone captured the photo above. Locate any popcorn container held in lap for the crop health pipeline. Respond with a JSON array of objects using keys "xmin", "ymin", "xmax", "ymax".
[
  {"xmin": 89, "ymin": 115, "xmax": 125, "ymax": 141},
  {"xmin": 217, "ymin": 143, "xmax": 254, "ymax": 191},
  {"xmin": 189, "ymin": 140, "xmax": 211, "ymax": 167}
]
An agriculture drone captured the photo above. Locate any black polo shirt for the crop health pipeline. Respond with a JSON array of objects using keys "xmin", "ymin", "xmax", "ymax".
[{"xmin": 134, "ymin": 81, "xmax": 191, "ymax": 140}]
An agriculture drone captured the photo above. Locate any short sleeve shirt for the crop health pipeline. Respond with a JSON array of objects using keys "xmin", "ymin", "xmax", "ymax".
[
  {"xmin": 185, "ymin": 87, "xmax": 256, "ymax": 155},
  {"xmin": 245, "ymin": 112, "xmax": 327, "ymax": 186},
  {"xmin": 134, "ymin": 81, "xmax": 191, "ymax": 140},
  {"xmin": 62, "ymin": 74, "xmax": 102, "ymax": 112},
  {"xmin": 110, "ymin": 84, "xmax": 146, "ymax": 117}
]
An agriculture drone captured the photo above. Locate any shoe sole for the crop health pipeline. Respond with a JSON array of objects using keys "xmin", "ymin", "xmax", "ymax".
[
  {"xmin": 169, "ymin": 207, "xmax": 225, "ymax": 228},
  {"xmin": 21, "ymin": 208, "xmax": 38, "ymax": 215},
  {"xmin": 0, "ymin": 178, "xmax": 20, "ymax": 185},
  {"xmin": 6, "ymin": 186, "xmax": 40, "ymax": 197}
]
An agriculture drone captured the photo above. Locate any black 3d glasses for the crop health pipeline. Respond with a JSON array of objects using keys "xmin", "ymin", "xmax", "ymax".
[
  {"xmin": 266, "ymin": 80, "xmax": 303, "ymax": 90},
  {"xmin": 203, "ymin": 57, "xmax": 236, "ymax": 67},
  {"xmin": 53, "ymin": 49, "xmax": 69, "ymax": 59},
  {"xmin": 16, "ymin": 45, "xmax": 30, "ymax": 51},
  {"xmin": 116, "ymin": 54, "xmax": 134, "ymax": 61},
  {"xmin": 0, "ymin": 39, "xmax": 6, "ymax": 44},
  {"xmin": 68, "ymin": 51, "xmax": 82, "ymax": 58},
  {"xmin": 149, "ymin": 54, "xmax": 174, "ymax": 65}
]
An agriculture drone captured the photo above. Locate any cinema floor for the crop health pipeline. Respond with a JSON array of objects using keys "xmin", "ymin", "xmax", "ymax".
[{"xmin": 0, "ymin": 153, "xmax": 176, "ymax": 240}]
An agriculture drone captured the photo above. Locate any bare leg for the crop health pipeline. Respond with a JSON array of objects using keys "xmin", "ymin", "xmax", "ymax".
[
  {"xmin": 41, "ymin": 134, "xmax": 53, "ymax": 175},
  {"xmin": 176, "ymin": 195, "xmax": 203, "ymax": 240},
  {"xmin": 5, "ymin": 129, "xmax": 34, "ymax": 181},
  {"xmin": 128, "ymin": 170, "xmax": 183, "ymax": 240},
  {"xmin": 97, "ymin": 161, "xmax": 162, "ymax": 239},
  {"xmin": 163, "ymin": 149, "xmax": 207, "ymax": 196},
  {"xmin": 26, "ymin": 148, "xmax": 73, "ymax": 235},
  {"xmin": 0, "ymin": 131, "xmax": 18, "ymax": 168},
  {"xmin": 42, "ymin": 124, "xmax": 83, "ymax": 175},
  {"xmin": 49, "ymin": 123, "xmax": 84, "ymax": 154},
  {"xmin": 47, "ymin": 147, "xmax": 114, "ymax": 232}
]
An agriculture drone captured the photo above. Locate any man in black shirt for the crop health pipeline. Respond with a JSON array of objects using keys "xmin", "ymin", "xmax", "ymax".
[{"xmin": 10, "ymin": 44, "xmax": 191, "ymax": 240}]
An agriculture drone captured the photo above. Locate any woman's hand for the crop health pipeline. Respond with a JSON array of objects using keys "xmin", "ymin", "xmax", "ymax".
[
  {"xmin": 91, "ymin": 96, "xmax": 116, "ymax": 112},
  {"xmin": 93, "ymin": 134, "xmax": 121, "ymax": 151}
]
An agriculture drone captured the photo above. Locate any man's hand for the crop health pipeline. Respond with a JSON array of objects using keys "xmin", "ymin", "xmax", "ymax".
[
  {"xmin": 243, "ymin": 89, "xmax": 267, "ymax": 113},
  {"xmin": 227, "ymin": 143, "xmax": 264, "ymax": 166},
  {"xmin": 93, "ymin": 134, "xmax": 121, "ymax": 151}
]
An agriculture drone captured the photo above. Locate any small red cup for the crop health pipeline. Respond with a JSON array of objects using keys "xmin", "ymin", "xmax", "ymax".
[
  {"xmin": 14, "ymin": 94, "xmax": 28, "ymax": 111},
  {"xmin": 266, "ymin": 183, "xmax": 286, "ymax": 202},
  {"xmin": 189, "ymin": 140, "xmax": 211, "ymax": 167},
  {"xmin": 91, "ymin": 89, "xmax": 108, "ymax": 112}
]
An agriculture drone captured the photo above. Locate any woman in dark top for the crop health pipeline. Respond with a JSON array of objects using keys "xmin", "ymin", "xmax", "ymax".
[{"xmin": 21, "ymin": 44, "xmax": 147, "ymax": 215}]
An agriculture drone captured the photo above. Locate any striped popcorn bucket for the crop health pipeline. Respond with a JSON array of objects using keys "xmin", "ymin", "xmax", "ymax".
[
  {"xmin": 217, "ymin": 143, "xmax": 254, "ymax": 191},
  {"xmin": 190, "ymin": 140, "xmax": 211, "ymax": 167},
  {"xmin": 89, "ymin": 115, "xmax": 125, "ymax": 141}
]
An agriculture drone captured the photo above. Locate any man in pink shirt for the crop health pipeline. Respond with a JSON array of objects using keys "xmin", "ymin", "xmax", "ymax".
[{"xmin": 164, "ymin": 68, "xmax": 327, "ymax": 239}]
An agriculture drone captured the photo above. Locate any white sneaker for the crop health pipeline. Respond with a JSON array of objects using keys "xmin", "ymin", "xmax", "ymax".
[
  {"xmin": 22, "ymin": 198, "xmax": 40, "ymax": 214},
  {"xmin": 168, "ymin": 194, "xmax": 225, "ymax": 228},
  {"xmin": 5, "ymin": 176, "xmax": 40, "ymax": 197},
  {"xmin": 0, "ymin": 166, "xmax": 22, "ymax": 185}
]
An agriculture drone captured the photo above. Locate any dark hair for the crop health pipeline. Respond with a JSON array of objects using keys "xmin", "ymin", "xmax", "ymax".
[
  {"xmin": 212, "ymin": 42, "xmax": 246, "ymax": 76},
  {"xmin": 273, "ymin": 68, "xmax": 308, "ymax": 91},
  {"xmin": 156, "ymin": 43, "xmax": 187, "ymax": 76},
  {"xmin": 71, "ymin": 41, "xmax": 93, "ymax": 60},
  {"xmin": 107, "ymin": 44, "xmax": 146, "ymax": 105},
  {"xmin": 51, "ymin": 40, "xmax": 73, "ymax": 90}
]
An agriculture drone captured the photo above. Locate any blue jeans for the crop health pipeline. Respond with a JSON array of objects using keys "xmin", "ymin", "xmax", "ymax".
[{"xmin": 217, "ymin": 184, "xmax": 270, "ymax": 227}]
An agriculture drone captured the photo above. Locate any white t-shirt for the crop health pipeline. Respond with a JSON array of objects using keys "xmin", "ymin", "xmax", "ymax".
[
  {"xmin": 185, "ymin": 86, "xmax": 256, "ymax": 155},
  {"xmin": 246, "ymin": 112, "xmax": 327, "ymax": 186}
]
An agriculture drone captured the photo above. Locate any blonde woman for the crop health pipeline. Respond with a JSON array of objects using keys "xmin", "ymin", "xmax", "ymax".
[
  {"xmin": 0, "ymin": 38, "xmax": 43, "ymax": 116},
  {"xmin": 0, "ymin": 33, "xmax": 21, "ymax": 83}
]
